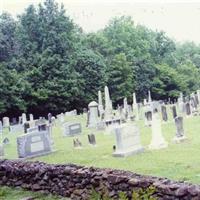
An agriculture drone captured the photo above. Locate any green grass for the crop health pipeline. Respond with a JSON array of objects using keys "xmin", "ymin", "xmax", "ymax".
[
  {"xmin": 2, "ymin": 108, "xmax": 200, "ymax": 198},
  {"xmin": 0, "ymin": 186, "xmax": 69, "ymax": 200}
]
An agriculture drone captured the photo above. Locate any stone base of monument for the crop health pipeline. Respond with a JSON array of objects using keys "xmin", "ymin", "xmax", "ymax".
[
  {"xmin": 19, "ymin": 150, "xmax": 57, "ymax": 160},
  {"xmin": 112, "ymin": 147, "xmax": 144, "ymax": 157},
  {"xmin": 149, "ymin": 142, "xmax": 168, "ymax": 150},
  {"xmin": 173, "ymin": 136, "xmax": 187, "ymax": 143}
]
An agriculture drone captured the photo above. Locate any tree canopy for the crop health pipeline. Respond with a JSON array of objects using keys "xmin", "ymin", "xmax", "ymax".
[{"xmin": 0, "ymin": 0, "xmax": 200, "ymax": 117}]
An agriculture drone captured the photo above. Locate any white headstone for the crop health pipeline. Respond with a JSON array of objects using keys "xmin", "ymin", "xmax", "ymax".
[
  {"xmin": 22, "ymin": 113, "xmax": 27, "ymax": 124},
  {"xmin": 3, "ymin": 117, "xmax": 9, "ymax": 127},
  {"xmin": 88, "ymin": 101, "xmax": 99, "ymax": 128},
  {"xmin": 149, "ymin": 112, "xmax": 168, "ymax": 149},
  {"xmin": 98, "ymin": 90, "xmax": 104, "ymax": 118},
  {"xmin": 104, "ymin": 86, "xmax": 112, "ymax": 120}
]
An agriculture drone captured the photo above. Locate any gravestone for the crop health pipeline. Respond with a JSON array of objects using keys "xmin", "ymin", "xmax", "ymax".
[
  {"xmin": 161, "ymin": 105, "xmax": 168, "ymax": 122},
  {"xmin": 88, "ymin": 101, "xmax": 99, "ymax": 128},
  {"xmin": 9, "ymin": 124, "xmax": 24, "ymax": 133},
  {"xmin": 173, "ymin": 116, "xmax": 186, "ymax": 143},
  {"xmin": 17, "ymin": 131, "xmax": 52, "ymax": 158},
  {"xmin": 3, "ymin": 137, "xmax": 9, "ymax": 145},
  {"xmin": 11, "ymin": 118, "xmax": 17, "ymax": 125},
  {"xmin": 185, "ymin": 102, "xmax": 191, "ymax": 116},
  {"xmin": 27, "ymin": 127, "xmax": 38, "ymax": 134},
  {"xmin": 149, "ymin": 111, "xmax": 168, "ymax": 150},
  {"xmin": 73, "ymin": 138, "xmax": 82, "ymax": 148},
  {"xmin": 88, "ymin": 134, "xmax": 96, "ymax": 145},
  {"xmin": 24, "ymin": 122, "xmax": 30, "ymax": 134},
  {"xmin": 63, "ymin": 122, "xmax": 82, "ymax": 137},
  {"xmin": 132, "ymin": 93, "xmax": 139, "ymax": 121},
  {"xmin": 96, "ymin": 121, "xmax": 106, "ymax": 131},
  {"xmin": 104, "ymin": 86, "xmax": 113, "ymax": 120},
  {"xmin": 98, "ymin": 90, "xmax": 104, "ymax": 118},
  {"xmin": 112, "ymin": 123, "xmax": 144, "ymax": 157},
  {"xmin": 29, "ymin": 114, "xmax": 34, "ymax": 122},
  {"xmin": 38, "ymin": 123, "xmax": 47, "ymax": 132},
  {"xmin": 144, "ymin": 110, "xmax": 152, "ymax": 126},
  {"xmin": 172, "ymin": 105, "xmax": 177, "ymax": 119},
  {"xmin": 0, "ymin": 121, "xmax": 2, "ymax": 134},
  {"xmin": 22, "ymin": 113, "xmax": 27, "ymax": 124},
  {"xmin": 48, "ymin": 113, "xmax": 52, "ymax": 124},
  {"xmin": 3, "ymin": 117, "xmax": 10, "ymax": 127}
]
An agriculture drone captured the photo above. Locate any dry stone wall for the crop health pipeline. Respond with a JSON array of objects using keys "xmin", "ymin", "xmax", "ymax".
[{"xmin": 0, "ymin": 159, "xmax": 199, "ymax": 200}]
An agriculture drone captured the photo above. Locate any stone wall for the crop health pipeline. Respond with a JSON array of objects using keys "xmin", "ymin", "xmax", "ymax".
[{"xmin": 0, "ymin": 159, "xmax": 199, "ymax": 200}]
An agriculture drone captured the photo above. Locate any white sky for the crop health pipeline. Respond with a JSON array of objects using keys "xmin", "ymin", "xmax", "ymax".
[{"xmin": 1, "ymin": 0, "xmax": 200, "ymax": 44}]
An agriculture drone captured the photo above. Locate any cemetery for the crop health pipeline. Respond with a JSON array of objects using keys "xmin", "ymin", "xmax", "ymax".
[{"xmin": 2, "ymin": 0, "xmax": 200, "ymax": 199}]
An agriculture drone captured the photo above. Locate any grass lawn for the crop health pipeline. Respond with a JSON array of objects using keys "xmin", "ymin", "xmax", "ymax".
[
  {"xmin": 1, "ymin": 107, "xmax": 200, "ymax": 198},
  {"xmin": 0, "ymin": 186, "xmax": 69, "ymax": 200}
]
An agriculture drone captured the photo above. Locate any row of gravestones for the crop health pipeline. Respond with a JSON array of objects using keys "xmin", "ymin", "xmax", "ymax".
[{"xmin": 112, "ymin": 111, "xmax": 186, "ymax": 157}]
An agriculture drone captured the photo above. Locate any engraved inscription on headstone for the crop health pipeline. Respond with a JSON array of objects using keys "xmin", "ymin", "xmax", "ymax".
[{"xmin": 63, "ymin": 122, "xmax": 82, "ymax": 136}]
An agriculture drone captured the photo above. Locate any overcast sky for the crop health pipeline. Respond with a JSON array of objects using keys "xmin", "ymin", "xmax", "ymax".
[{"xmin": 1, "ymin": 0, "xmax": 200, "ymax": 44}]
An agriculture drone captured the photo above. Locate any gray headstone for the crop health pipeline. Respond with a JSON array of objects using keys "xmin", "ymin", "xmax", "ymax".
[
  {"xmin": 17, "ymin": 131, "xmax": 52, "ymax": 158},
  {"xmin": 3, "ymin": 117, "xmax": 10, "ymax": 127},
  {"xmin": 161, "ymin": 105, "xmax": 168, "ymax": 122},
  {"xmin": 175, "ymin": 117, "xmax": 184, "ymax": 138},
  {"xmin": 172, "ymin": 105, "xmax": 177, "ymax": 118},
  {"xmin": 63, "ymin": 122, "xmax": 82, "ymax": 137},
  {"xmin": 88, "ymin": 134, "xmax": 96, "ymax": 145},
  {"xmin": 185, "ymin": 102, "xmax": 191, "ymax": 116},
  {"xmin": 24, "ymin": 122, "xmax": 30, "ymax": 134},
  {"xmin": 112, "ymin": 124, "xmax": 144, "ymax": 157}
]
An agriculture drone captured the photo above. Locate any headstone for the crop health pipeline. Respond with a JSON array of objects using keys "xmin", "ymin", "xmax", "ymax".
[
  {"xmin": 73, "ymin": 138, "xmax": 82, "ymax": 148},
  {"xmin": 24, "ymin": 122, "xmax": 30, "ymax": 134},
  {"xmin": 88, "ymin": 101, "xmax": 99, "ymax": 128},
  {"xmin": 3, "ymin": 137, "xmax": 9, "ymax": 145},
  {"xmin": 2, "ymin": 117, "xmax": 10, "ymax": 127},
  {"xmin": 27, "ymin": 127, "xmax": 38, "ymax": 134},
  {"xmin": 19, "ymin": 116, "xmax": 23, "ymax": 124},
  {"xmin": 172, "ymin": 105, "xmax": 177, "ymax": 119},
  {"xmin": 0, "ymin": 121, "xmax": 2, "ymax": 134},
  {"xmin": 9, "ymin": 124, "xmax": 24, "ymax": 133},
  {"xmin": 149, "ymin": 111, "xmax": 168, "ymax": 149},
  {"xmin": 22, "ymin": 113, "xmax": 27, "ymax": 124},
  {"xmin": 98, "ymin": 90, "xmax": 104, "ymax": 118},
  {"xmin": 185, "ymin": 102, "xmax": 191, "ymax": 116},
  {"xmin": 104, "ymin": 86, "xmax": 112, "ymax": 120},
  {"xmin": 144, "ymin": 110, "xmax": 152, "ymax": 126},
  {"xmin": 173, "ymin": 116, "xmax": 186, "ymax": 143},
  {"xmin": 17, "ymin": 131, "xmax": 52, "ymax": 158},
  {"xmin": 132, "ymin": 93, "xmax": 139, "ymax": 121},
  {"xmin": 48, "ymin": 113, "xmax": 52, "ymax": 124},
  {"xmin": 63, "ymin": 122, "xmax": 82, "ymax": 137},
  {"xmin": 161, "ymin": 105, "xmax": 168, "ymax": 122},
  {"xmin": 88, "ymin": 134, "xmax": 96, "ymax": 145},
  {"xmin": 38, "ymin": 123, "xmax": 47, "ymax": 132},
  {"xmin": 29, "ymin": 114, "xmax": 34, "ymax": 122},
  {"xmin": 11, "ymin": 118, "xmax": 17, "ymax": 125},
  {"xmin": 148, "ymin": 90, "xmax": 152, "ymax": 103},
  {"xmin": 112, "ymin": 123, "xmax": 144, "ymax": 157}
]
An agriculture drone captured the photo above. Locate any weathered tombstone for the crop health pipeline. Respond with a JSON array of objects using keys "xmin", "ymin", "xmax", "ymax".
[
  {"xmin": 172, "ymin": 105, "xmax": 177, "ymax": 119},
  {"xmin": 88, "ymin": 134, "xmax": 96, "ymax": 145},
  {"xmin": 144, "ymin": 110, "xmax": 152, "ymax": 126},
  {"xmin": 19, "ymin": 116, "xmax": 23, "ymax": 124},
  {"xmin": 29, "ymin": 114, "xmax": 34, "ymax": 122},
  {"xmin": 17, "ymin": 131, "xmax": 52, "ymax": 158},
  {"xmin": 3, "ymin": 117, "xmax": 10, "ymax": 128},
  {"xmin": 132, "ymin": 93, "xmax": 139, "ymax": 121},
  {"xmin": 73, "ymin": 138, "xmax": 82, "ymax": 148},
  {"xmin": 173, "ymin": 116, "xmax": 186, "ymax": 143},
  {"xmin": 148, "ymin": 90, "xmax": 152, "ymax": 103},
  {"xmin": 161, "ymin": 105, "xmax": 168, "ymax": 122},
  {"xmin": 22, "ymin": 113, "xmax": 27, "ymax": 124},
  {"xmin": 3, "ymin": 137, "xmax": 9, "ymax": 145},
  {"xmin": 38, "ymin": 123, "xmax": 47, "ymax": 132},
  {"xmin": 88, "ymin": 101, "xmax": 99, "ymax": 128},
  {"xmin": 9, "ymin": 124, "xmax": 24, "ymax": 133},
  {"xmin": 63, "ymin": 122, "xmax": 82, "ymax": 137},
  {"xmin": 0, "ymin": 121, "xmax": 2, "ymax": 134},
  {"xmin": 98, "ymin": 90, "xmax": 104, "ymax": 118},
  {"xmin": 185, "ymin": 102, "xmax": 191, "ymax": 116},
  {"xmin": 48, "ymin": 113, "xmax": 52, "ymax": 124},
  {"xmin": 96, "ymin": 121, "xmax": 106, "ymax": 131},
  {"xmin": 0, "ymin": 145, "xmax": 4, "ymax": 157},
  {"xmin": 149, "ymin": 111, "xmax": 168, "ymax": 149},
  {"xmin": 104, "ymin": 86, "xmax": 113, "ymax": 120},
  {"xmin": 112, "ymin": 123, "xmax": 144, "ymax": 157},
  {"xmin": 24, "ymin": 122, "xmax": 30, "ymax": 134},
  {"xmin": 27, "ymin": 127, "xmax": 38, "ymax": 134},
  {"xmin": 12, "ymin": 118, "xmax": 17, "ymax": 125}
]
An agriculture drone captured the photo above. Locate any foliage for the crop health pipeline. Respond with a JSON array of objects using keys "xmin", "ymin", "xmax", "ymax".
[{"xmin": 0, "ymin": 0, "xmax": 200, "ymax": 116}]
